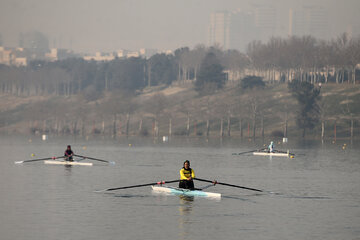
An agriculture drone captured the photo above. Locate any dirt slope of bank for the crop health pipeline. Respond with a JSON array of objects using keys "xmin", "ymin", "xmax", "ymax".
[{"xmin": 0, "ymin": 83, "xmax": 359, "ymax": 139}]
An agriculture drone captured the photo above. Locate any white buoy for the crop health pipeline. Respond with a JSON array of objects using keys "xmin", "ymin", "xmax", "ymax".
[
  {"xmin": 42, "ymin": 134, "xmax": 48, "ymax": 141},
  {"xmin": 162, "ymin": 136, "xmax": 169, "ymax": 142},
  {"xmin": 283, "ymin": 137, "xmax": 288, "ymax": 143}
]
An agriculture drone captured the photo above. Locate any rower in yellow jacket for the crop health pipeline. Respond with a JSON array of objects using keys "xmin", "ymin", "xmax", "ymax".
[{"xmin": 179, "ymin": 160, "xmax": 195, "ymax": 190}]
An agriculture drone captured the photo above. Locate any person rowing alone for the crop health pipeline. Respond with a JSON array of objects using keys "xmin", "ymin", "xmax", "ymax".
[
  {"xmin": 179, "ymin": 160, "xmax": 195, "ymax": 190},
  {"xmin": 268, "ymin": 141, "xmax": 275, "ymax": 153},
  {"xmin": 64, "ymin": 145, "xmax": 74, "ymax": 161}
]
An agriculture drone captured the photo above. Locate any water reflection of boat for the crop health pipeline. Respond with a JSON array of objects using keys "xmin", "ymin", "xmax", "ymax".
[{"xmin": 178, "ymin": 194, "xmax": 194, "ymax": 239}]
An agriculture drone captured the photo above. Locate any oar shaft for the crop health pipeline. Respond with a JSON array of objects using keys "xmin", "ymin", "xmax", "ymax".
[
  {"xmin": 16, "ymin": 156, "xmax": 65, "ymax": 163},
  {"xmin": 105, "ymin": 179, "xmax": 180, "ymax": 191},
  {"xmin": 233, "ymin": 149, "xmax": 261, "ymax": 155},
  {"xmin": 194, "ymin": 178, "xmax": 263, "ymax": 192},
  {"xmin": 74, "ymin": 154, "xmax": 109, "ymax": 163}
]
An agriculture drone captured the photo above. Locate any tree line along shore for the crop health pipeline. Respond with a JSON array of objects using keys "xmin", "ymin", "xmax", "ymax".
[{"xmin": 0, "ymin": 34, "xmax": 359, "ymax": 140}]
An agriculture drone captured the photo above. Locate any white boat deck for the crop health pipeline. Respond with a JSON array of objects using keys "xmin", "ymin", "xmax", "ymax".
[
  {"xmin": 151, "ymin": 186, "xmax": 221, "ymax": 199},
  {"xmin": 44, "ymin": 160, "xmax": 93, "ymax": 166},
  {"xmin": 253, "ymin": 150, "xmax": 292, "ymax": 157}
]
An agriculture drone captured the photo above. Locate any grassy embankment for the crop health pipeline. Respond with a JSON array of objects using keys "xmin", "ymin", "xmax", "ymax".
[{"xmin": 0, "ymin": 82, "xmax": 359, "ymax": 140}]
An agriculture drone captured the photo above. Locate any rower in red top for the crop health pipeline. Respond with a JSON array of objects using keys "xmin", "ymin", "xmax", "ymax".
[{"xmin": 64, "ymin": 145, "xmax": 74, "ymax": 161}]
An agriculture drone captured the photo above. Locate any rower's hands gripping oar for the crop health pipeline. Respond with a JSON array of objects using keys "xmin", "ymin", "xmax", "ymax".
[
  {"xmin": 15, "ymin": 156, "xmax": 65, "ymax": 164},
  {"xmin": 95, "ymin": 179, "xmax": 180, "ymax": 192},
  {"xmin": 194, "ymin": 178, "xmax": 263, "ymax": 193},
  {"xmin": 74, "ymin": 154, "xmax": 115, "ymax": 165}
]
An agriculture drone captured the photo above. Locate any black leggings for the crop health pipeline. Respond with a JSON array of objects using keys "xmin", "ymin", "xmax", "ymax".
[{"xmin": 179, "ymin": 180, "xmax": 194, "ymax": 190}]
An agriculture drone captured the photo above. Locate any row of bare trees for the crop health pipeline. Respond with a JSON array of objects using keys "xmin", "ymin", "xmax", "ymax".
[
  {"xmin": 246, "ymin": 34, "xmax": 360, "ymax": 84},
  {"xmin": 1, "ymin": 33, "xmax": 359, "ymax": 97}
]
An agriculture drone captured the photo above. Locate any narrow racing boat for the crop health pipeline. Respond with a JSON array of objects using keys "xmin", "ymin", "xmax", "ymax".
[
  {"xmin": 253, "ymin": 150, "xmax": 293, "ymax": 157},
  {"xmin": 44, "ymin": 160, "xmax": 93, "ymax": 166},
  {"xmin": 151, "ymin": 185, "xmax": 221, "ymax": 199}
]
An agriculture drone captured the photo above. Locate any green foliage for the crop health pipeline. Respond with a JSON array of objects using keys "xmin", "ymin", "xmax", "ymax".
[
  {"xmin": 148, "ymin": 53, "xmax": 176, "ymax": 85},
  {"xmin": 195, "ymin": 52, "xmax": 226, "ymax": 94},
  {"xmin": 288, "ymin": 80, "xmax": 321, "ymax": 137},
  {"xmin": 240, "ymin": 76, "xmax": 265, "ymax": 90},
  {"xmin": 110, "ymin": 57, "xmax": 146, "ymax": 91}
]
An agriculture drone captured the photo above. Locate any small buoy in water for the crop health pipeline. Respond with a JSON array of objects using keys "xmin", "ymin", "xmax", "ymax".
[
  {"xmin": 290, "ymin": 155, "xmax": 294, "ymax": 159},
  {"xmin": 31, "ymin": 153, "xmax": 35, "ymax": 157},
  {"xmin": 129, "ymin": 144, "xmax": 132, "ymax": 147}
]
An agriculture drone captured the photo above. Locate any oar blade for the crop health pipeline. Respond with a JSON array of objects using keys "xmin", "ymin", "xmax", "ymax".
[
  {"xmin": 232, "ymin": 150, "xmax": 258, "ymax": 155},
  {"xmin": 94, "ymin": 189, "xmax": 107, "ymax": 193},
  {"xmin": 14, "ymin": 161, "xmax": 24, "ymax": 164}
]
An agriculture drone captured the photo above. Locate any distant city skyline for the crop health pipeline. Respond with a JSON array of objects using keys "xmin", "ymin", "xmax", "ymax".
[
  {"xmin": 0, "ymin": 0, "xmax": 359, "ymax": 53},
  {"xmin": 208, "ymin": 4, "xmax": 333, "ymax": 51}
]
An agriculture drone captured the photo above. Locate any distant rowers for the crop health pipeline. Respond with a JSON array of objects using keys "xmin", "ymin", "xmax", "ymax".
[
  {"xmin": 268, "ymin": 141, "xmax": 275, "ymax": 153},
  {"xmin": 179, "ymin": 160, "xmax": 195, "ymax": 190},
  {"xmin": 64, "ymin": 145, "xmax": 74, "ymax": 161}
]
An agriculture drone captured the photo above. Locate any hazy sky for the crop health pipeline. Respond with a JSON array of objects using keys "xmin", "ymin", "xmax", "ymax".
[{"xmin": 0, "ymin": 0, "xmax": 359, "ymax": 53}]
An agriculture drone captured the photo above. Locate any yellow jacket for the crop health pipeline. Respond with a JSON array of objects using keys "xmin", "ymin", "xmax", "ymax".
[{"xmin": 180, "ymin": 168, "xmax": 195, "ymax": 180}]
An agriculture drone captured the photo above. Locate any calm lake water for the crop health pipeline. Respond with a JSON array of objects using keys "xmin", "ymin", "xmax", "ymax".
[{"xmin": 1, "ymin": 135, "xmax": 359, "ymax": 240}]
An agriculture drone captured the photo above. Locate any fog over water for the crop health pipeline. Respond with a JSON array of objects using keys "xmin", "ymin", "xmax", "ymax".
[{"xmin": 0, "ymin": 0, "xmax": 359, "ymax": 52}]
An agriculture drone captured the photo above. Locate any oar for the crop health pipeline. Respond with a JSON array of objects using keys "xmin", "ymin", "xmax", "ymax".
[
  {"xmin": 232, "ymin": 150, "xmax": 258, "ymax": 155},
  {"xmin": 15, "ymin": 156, "xmax": 65, "ymax": 164},
  {"xmin": 74, "ymin": 154, "xmax": 115, "ymax": 164},
  {"xmin": 194, "ymin": 178, "xmax": 263, "ymax": 193},
  {"xmin": 96, "ymin": 179, "xmax": 180, "ymax": 192}
]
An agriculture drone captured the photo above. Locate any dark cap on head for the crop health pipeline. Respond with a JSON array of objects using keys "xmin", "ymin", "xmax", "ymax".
[
  {"xmin": 183, "ymin": 160, "xmax": 190, "ymax": 165},
  {"xmin": 67, "ymin": 145, "xmax": 71, "ymax": 148}
]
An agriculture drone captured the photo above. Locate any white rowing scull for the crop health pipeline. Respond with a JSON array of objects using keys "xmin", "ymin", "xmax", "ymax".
[
  {"xmin": 253, "ymin": 150, "xmax": 294, "ymax": 157},
  {"xmin": 151, "ymin": 185, "xmax": 221, "ymax": 199},
  {"xmin": 44, "ymin": 160, "xmax": 93, "ymax": 166}
]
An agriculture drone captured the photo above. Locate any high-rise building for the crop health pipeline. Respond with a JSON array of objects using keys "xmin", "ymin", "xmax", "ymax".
[
  {"xmin": 252, "ymin": 4, "xmax": 277, "ymax": 41},
  {"xmin": 208, "ymin": 11, "xmax": 231, "ymax": 49},
  {"xmin": 229, "ymin": 10, "xmax": 256, "ymax": 51},
  {"xmin": 208, "ymin": 5, "xmax": 279, "ymax": 51},
  {"xmin": 290, "ymin": 5, "xmax": 329, "ymax": 39}
]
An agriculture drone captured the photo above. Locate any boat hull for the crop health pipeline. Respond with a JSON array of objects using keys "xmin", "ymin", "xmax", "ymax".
[
  {"xmin": 253, "ymin": 151, "xmax": 291, "ymax": 157},
  {"xmin": 151, "ymin": 186, "xmax": 221, "ymax": 199},
  {"xmin": 44, "ymin": 160, "xmax": 93, "ymax": 166}
]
